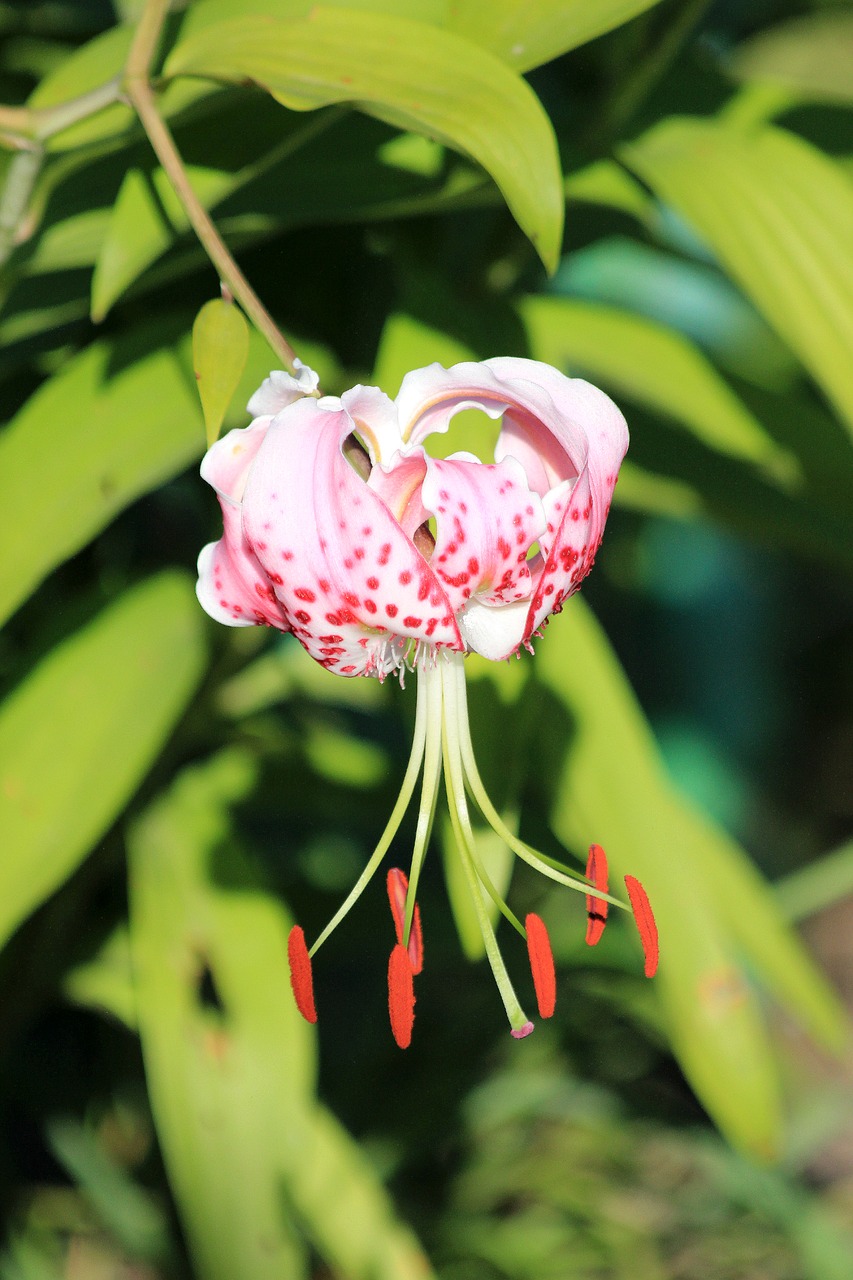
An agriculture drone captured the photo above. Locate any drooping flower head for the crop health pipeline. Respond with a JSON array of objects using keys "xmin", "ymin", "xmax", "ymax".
[{"xmin": 197, "ymin": 357, "xmax": 657, "ymax": 1043}]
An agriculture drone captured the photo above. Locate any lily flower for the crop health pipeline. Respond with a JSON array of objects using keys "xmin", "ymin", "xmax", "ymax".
[{"xmin": 197, "ymin": 358, "xmax": 657, "ymax": 1044}]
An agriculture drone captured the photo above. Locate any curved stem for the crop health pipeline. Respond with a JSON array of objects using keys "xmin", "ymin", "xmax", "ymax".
[
  {"xmin": 440, "ymin": 657, "xmax": 525, "ymax": 938},
  {"xmin": 402, "ymin": 661, "xmax": 443, "ymax": 946},
  {"xmin": 452, "ymin": 658, "xmax": 626, "ymax": 911},
  {"xmin": 308, "ymin": 672, "xmax": 429, "ymax": 957},
  {"xmin": 124, "ymin": 0, "xmax": 298, "ymax": 370},
  {"xmin": 0, "ymin": 147, "xmax": 42, "ymax": 267}
]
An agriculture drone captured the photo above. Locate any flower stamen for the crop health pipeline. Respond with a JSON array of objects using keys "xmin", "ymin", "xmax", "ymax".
[
  {"xmin": 287, "ymin": 926, "xmax": 317, "ymax": 1023},
  {"xmin": 387, "ymin": 868, "xmax": 424, "ymax": 974},
  {"xmin": 388, "ymin": 944, "xmax": 416, "ymax": 1048},
  {"xmin": 625, "ymin": 874, "xmax": 659, "ymax": 977},
  {"xmin": 525, "ymin": 913, "xmax": 556, "ymax": 1018},
  {"xmin": 585, "ymin": 843, "xmax": 609, "ymax": 946}
]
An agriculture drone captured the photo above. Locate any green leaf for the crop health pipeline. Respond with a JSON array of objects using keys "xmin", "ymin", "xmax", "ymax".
[
  {"xmin": 47, "ymin": 1117, "xmax": 167, "ymax": 1261},
  {"xmin": 176, "ymin": 0, "xmax": 667, "ymax": 73},
  {"xmin": 128, "ymin": 749, "xmax": 433, "ymax": 1280},
  {"xmin": 165, "ymin": 6, "xmax": 564, "ymax": 270},
  {"xmin": 564, "ymin": 160, "xmax": 654, "ymax": 225},
  {"xmin": 128, "ymin": 749, "xmax": 311, "ymax": 1280},
  {"xmin": 552, "ymin": 236, "xmax": 798, "ymax": 390},
  {"xmin": 519, "ymin": 295, "xmax": 799, "ymax": 483},
  {"xmin": 448, "ymin": 0, "xmax": 667, "ymax": 72},
  {"xmin": 0, "ymin": 332, "xmax": 202, "ymax": 628},
  {"xmin": 91, "ymin": 165, "xmax": 235, "ymax": 321},
  {"xmin": 26, "ymin": 23, "xmax": 212, "ymax": 151},
  {"xmin": 622, "ymin": 119, "xmax": 853, "ymax": 439},
  {"xmin": 0, "ymin": 574, "xmax": 206, "ymax": 954},
  {"xmin": 534, "ymin": 598, "xmax": 848, "ymax": 1157},
  {"xmin": 192, "ymin": 298, "xmax": 250, "ymax": 446},
  {"xmin": 732, "ymin": 11, "xmax": 853, "ymax": 107}
]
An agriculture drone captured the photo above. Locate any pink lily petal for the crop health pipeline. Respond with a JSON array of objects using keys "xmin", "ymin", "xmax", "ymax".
[
  {"xmin": 367, "ymin": 449, "xmax": 431, "ymax": 542},
  {"xmin": 422, "ymin": 453, "xmax": 545, "ymax": 615},
  {"xmin": 196, "ymin": 420, "xmax": 291, "ymax": 630},
  {"xmin": 392, "ymin": 359, "xmax": 627, "ymax": 652},
  {"xmin": 241, "ymin": 397, "xmax": 462, "ymax": 677},
  {"xmin": 341, "ymin": 384, "xmax": 402, "ymax": 465},
  {"xmin": 246, "ymin": 361, "xmax": 319, "ymax": 417},
  {"xmin": 489, "ymin": 359, "xmax": 627, "ymax": 537},
  {"xmin": 395, "ymin": 361, "xmax": 520, "ymax": 448}
]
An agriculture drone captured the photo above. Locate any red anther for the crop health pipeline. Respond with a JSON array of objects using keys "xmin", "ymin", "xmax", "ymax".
[
  {"xmin": 386, "ymin": 867, "xmax": 424, "ymax": 974},
  {"xmin": 624, "ymin": 875, "xmax": 659, "ymax": 977},
  {"xmin": 525, "ymin": 913, "xmax": 556, "ymax": 1018},
  {"xmin": 388, "ymin": 944, "xmax": 416, "ymax": 1049},
  {"xmin": 287, "ymin": 925, "xmax": 317, "ymax": 1023},
  {"xmin": 585, "ymin": 843, "xmax": 609, "ymax": 946}
]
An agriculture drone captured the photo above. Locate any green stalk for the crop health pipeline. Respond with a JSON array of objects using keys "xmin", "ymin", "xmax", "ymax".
[{"xmin": 124, "ymin": 0, "xmax": 298, "ymax": 369}]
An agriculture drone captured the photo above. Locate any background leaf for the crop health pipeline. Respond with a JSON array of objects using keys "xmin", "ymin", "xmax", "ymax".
[
  {"xmin": 622, "ymin": 120, "xmax": 853, "ymax": 438},
  {"xmin": 0, "ymin": 331, "xmax": 202, "ymax": 626},
  {"xmin": 0, "ymin": 573, "xmax": 206, "ymax": 953},
  {"xmin": 128, "ymin": 748, "xmax": 434, "ymax": 1280},
  {"xmin": 529, "ymin": 598, "xmax": 848, "ymax": 1157},
  {"xmin": 192, "ymin": 297, "xmax": 250, "ymax": 446},
  {"xmin": 164, "ymin": 7, "xmax": 564, "ymax": 270},
  {"xmin": 519, "ymin": 294, "xmax": 799, "ymax": 481}
]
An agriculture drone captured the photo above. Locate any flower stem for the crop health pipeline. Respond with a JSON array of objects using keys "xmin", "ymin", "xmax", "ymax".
[
  {"xmin": 402, "ymin": 660, "xmax": 444, "ymax": 946},
  {"xmin": 451, "ymin": 658, "xmax": 626, "ymax": 911},
  {"xmin": 308, "ymin": 670, "xmax": 430, "ymax": 958},
  {"xmin": 440, "ymin": 661, "xmax": 530, "ymax": 1033},
  {"xmin": 124, "ymin": 0, "xmax": 299, "ymax": 370}
]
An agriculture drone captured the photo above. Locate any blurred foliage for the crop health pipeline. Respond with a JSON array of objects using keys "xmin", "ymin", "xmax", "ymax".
[{"xmin": 2, "ymin": 0, "xmax": 853, "ymax": 1276}]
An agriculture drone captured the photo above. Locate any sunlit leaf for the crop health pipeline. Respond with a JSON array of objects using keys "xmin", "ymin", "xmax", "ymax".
[
  {"xmin": 564, "ymin": 160, "xmax": 654, "ymax": 225},
  {"xmin": 0, "ymin": 574, "xmax": 206, "ymax": 953},
  {"xmin": 128, "ymin": 748, "xmax": 311, "ymax": 1279},
  {"xmin": 26, "ymin": 24, "xmax": 211, "ymax": 150},
  {"xmin": 552, "ymin": 236, "xmax": 798, "ymax": 390},
  {"xmin": 622, "ymin": 120, "xmax": 853, "ymax": 438},
  {"xmin": 535, "ymin": 598, "xmax": 847, "ymax": 1156},
  {"xmin": 91, "ymin": 165, "xmax": 235, "ymax": 321},
  {"xmin": 192, "ymin": 297, "xmax": 250, "ymax": 446},
  {"xmin": 176, "ymin": 0, "xmax": 667, "ymax": 73},
  {"xmin": 448, "ymin": 0, "xmax": 667, "ymax": 72},
  {"xmin": 0, "ymin": 332, "xmax": 202, "ymax": 627},
  {"xmin": 164, "ymin": 7, "xmax": 564, "ymax": 270},
  {"xmin": 732, "ymin": 11, "xmax": 853, "ymax": 107},
  {"xmin": 128, "ymin": 748, "xmax": 432, "ymax": 1280},
  {"xmin": 520, "ymin": 295, "xmax": 799, "ymax": 482}
]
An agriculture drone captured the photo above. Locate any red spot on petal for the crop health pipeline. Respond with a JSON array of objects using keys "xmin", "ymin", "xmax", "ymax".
[
  {"xmin": 386, "ymin": 868, "xmax": 424, "ymax": 974},
  {"xmin": 399, "ymin": 570, "xmax": 412, "ymax": 585},
  {"xmin": 287, "ymin": 926, "xmax": 317, "ymax": 1023},
  {"xmin": 388, "ymin": 945, "xmax": 415, "ymax": 1049},
  {"xmin": 295, "ymin": 587, "xmax": 316, "ymax": 602},
  {"xmin": 386, "ymin": 604, "xmax": 398, "ymax": 618},
  {"xmin": 624, "ymin": 875, "xmax": 659, "ymax": 977},
  {"xmin": 585, "ymin": 843, "xmax": 609, "ymax": 947},
  {"xmin": 525, "ymin": 913, "xmax": 556, "ymax": 1018},
  {"xmin": 403, "ymin": 615, "xmax": 422, "ymax": 628},
  {"xmin": 366, "ymin": 576, "xmax": 380, "ymax": 590}
]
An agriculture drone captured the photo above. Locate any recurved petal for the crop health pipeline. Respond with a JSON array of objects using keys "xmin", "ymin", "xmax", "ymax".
[
  {"xmin": 422, "ymin": 452, "xmax": 546, "ymax": 620},
  {"xmin": 241, "ymin": 397, "xmax": 462, "ymax": 676},
  {"xmin": 526, "ymin": 469, "xmax": 596, "ymax": 637},
  {"xmin": 489, "ymin": 358, "xmax": 628, "ymax": 539},
  {"xmin": 245, "ymin": 361, "xmax": 319, "ymax": 417},
  {"xmin": 340, "ymin": 384, "xmax": 402, "ymax": 465},
  {"xmin": 201, "ymin": 417, "xmax": 270, "ymax": 503},
  {"xmin": 395, "ymin": 361, "xmax": 516, "ymax": 447},
  {"xmin": 195, "ymin": 521, "xmax": 291, "ymax": 631}
]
